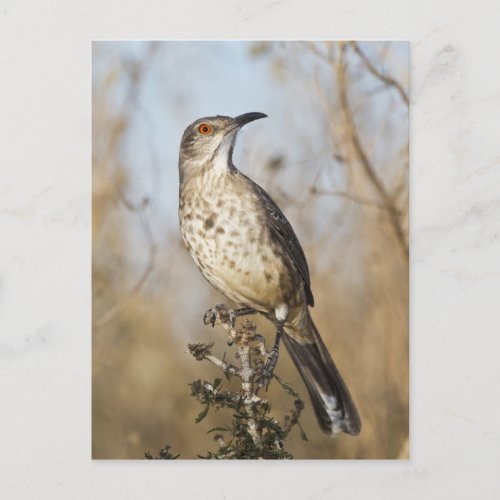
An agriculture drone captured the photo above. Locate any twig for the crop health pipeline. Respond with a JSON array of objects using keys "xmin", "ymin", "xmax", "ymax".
[
  {"xmin": 205, "ymin": 354, "xmax": 240, "ymax": 377},
  {"xmin": 349, "ymin": 41, "xmax": 409, "ymax": 106},
  {"xmin": 238, "ymin": 335, "xmax": 261, "ymax": 446},
  {"xmin": 283, "ymin": 399, "xmax": 306, "ymax": 437},
  {"xmin": 189, "ymin": 309, "xmax": 266, "ymax": 446},
  {"xmin": 310, "ymin": 186, "xmax": 390, "ymax": 210},
  {"xmin": 94, "ymin": 215, "xmax": 157, "ymax": 327},
  {"xmin": 336, "ymin": 43, "xmax": 409, "ymax": 261}
]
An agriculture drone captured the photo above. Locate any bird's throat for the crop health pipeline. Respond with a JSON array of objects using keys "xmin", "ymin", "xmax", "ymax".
[{"xmin": 211, "ymin": 133, "xmax": 237, "ymax": 173}]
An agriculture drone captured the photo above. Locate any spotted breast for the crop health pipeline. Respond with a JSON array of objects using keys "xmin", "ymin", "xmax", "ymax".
[{"xmin": 179, "ymin": 168, "xmax": 299, "ymax": 315}]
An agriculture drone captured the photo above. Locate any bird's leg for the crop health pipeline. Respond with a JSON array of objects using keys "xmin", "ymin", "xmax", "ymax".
[
  {"xmin": 258, "ymin": 321, "xmax": 284, "ymax": 389},
  {"xmin": 228, "ymin": 307, "xmax": 257, "ymax": 327},
  {"xmin": 203, "ymin": 304, "xmax": 257, "ymax": 328}
]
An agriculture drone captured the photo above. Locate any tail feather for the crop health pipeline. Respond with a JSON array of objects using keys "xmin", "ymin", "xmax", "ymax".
[{"xmin": 282, "ymin": 314, "xmax": 361, "ymax": 436}]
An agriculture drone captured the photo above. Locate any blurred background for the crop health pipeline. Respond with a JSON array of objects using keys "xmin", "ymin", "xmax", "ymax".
[{"xmin": 92, "ymin": 41, "xmax": 408, "ymax": 459}]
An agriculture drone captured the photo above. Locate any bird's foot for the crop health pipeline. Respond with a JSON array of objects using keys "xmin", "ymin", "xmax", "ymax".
[
  {"xmin": 258, "ymin": 323, "xmax": 283, "ymax": 389},
  {"xmin": 203, "ymin": 304, "xmax": 257, "ymax": 329},
  {"xmin": 203, "ymin": 303, "xmax": 228, "ymax": 327}
]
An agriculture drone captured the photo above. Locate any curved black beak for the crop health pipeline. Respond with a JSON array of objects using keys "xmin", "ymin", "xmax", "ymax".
[{"xmin": 233, "ymin": 112, "xmax": 268, "ymax": 128}]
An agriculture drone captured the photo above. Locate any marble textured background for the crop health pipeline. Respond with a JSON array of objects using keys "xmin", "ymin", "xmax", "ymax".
[{"xmin": 1, "ymin": 0, "xmax": 499, "ymax": 497}]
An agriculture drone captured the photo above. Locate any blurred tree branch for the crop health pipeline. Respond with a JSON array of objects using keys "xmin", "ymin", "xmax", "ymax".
[
  {"xmin": 335, "ymin": 42, "xmax": 408, "ymax": 261},
  {"xmin": 349, "ymin": 41, "xmax": 409, "ymax": 106},
  {"xmin": 93, "ymin": 42, "xmax": 160, "ymax": 327},
  {"xmin": 310, "ymin": 186, "xmax": 391, "ymax": 210},
  {"xmin": 303, "ymin": 42, "xmax": 409, "ymax": 262}
]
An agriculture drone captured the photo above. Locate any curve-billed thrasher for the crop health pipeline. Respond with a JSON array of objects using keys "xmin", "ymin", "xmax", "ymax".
[{"xmin": 178, "ymin": 112, "xmax": 361, "ymax": 436}]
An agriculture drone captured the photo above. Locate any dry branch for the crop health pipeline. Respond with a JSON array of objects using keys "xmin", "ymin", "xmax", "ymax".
[{"xmin": 187, "ymin": 304, "xmax": 307, "ymax": 459}]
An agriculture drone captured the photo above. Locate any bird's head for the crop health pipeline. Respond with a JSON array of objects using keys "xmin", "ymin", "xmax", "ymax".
[{"xmin": 178, "ymin": 112, "xmax": 267, "ymax": 177}]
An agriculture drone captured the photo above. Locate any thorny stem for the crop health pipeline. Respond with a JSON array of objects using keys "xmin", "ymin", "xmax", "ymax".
[
  {"xmin": 188, "ymin": 305, "xmax": 308, "ymax": 457},
  {"xmin": 194, "ymin": 305, "xmax": 275, "ymax": 446},
  {"xmin": 238, "ymin": 337, "xmax": 262, "ymax": 447},
  {"xmin": 203, "ymin": 353, "xmax": 240, "ymax": 377}
]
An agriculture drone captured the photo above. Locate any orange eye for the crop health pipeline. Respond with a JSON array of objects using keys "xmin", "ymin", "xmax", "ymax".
[{"xmin": 198, "ymin": 123, "xmax": 212, "ymax": 135}]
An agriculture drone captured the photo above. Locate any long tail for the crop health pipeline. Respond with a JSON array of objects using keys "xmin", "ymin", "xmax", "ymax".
[{"xmin": 282, "ymin": 313, "xmax": 361, "ymax": 436}]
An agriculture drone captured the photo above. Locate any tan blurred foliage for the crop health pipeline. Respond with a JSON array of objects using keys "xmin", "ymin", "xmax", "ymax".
[{"xmin": 92, "ymin": 41, "xmax": 408, "ymax": 459}]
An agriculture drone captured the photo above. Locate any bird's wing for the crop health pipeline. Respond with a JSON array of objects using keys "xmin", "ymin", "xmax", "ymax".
[{"xmin": 247, "ymin": 177, "xmax": 315, "ymax": 307}]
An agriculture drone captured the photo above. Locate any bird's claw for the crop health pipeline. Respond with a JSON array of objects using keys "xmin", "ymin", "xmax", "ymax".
[
  {"xmin": 203, "ymin": 303, "xmax": 224, "ymax": 327},
  {"xmin": 203, "ymin": 303, "xmax": 234, "ymax": 328},
  {"xmin": 203, "ymin": 304, "xmax": 256, "ymax": 329},
  {"xmin": 258, "ymin": 349, "xmax": 280, "ymax": 389},
  {"xmin": 257, "ymin": 323, "xmax": 283, "ymax": 389}
]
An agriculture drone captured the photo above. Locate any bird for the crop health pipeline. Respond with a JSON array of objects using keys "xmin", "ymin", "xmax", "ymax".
[{"xmin": 178, "ymin": 112, "xmax": 361, "ymax": 436}]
